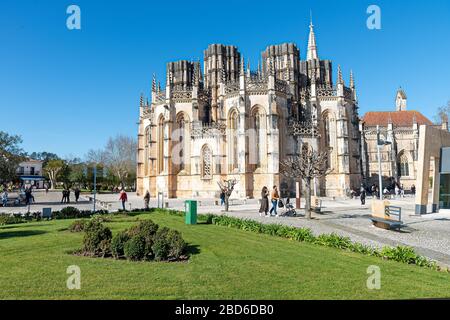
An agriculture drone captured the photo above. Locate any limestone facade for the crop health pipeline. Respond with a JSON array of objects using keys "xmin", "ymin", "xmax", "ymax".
[
  {"xmin": 360, "ymin": 89, "xmax": 446, "ymax": 190},
  {"xmin": 137, "ymin": 23, "xmax": 362, "ymax": 199}
]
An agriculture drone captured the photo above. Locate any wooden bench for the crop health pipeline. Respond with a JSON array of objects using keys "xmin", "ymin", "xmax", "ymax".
[{"xmin": 371, "ymin": 206, "xmax": 403, "ymax": 231}]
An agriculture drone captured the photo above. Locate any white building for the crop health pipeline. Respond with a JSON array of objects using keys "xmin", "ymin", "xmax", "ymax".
[{"xmin": 16, "ymin": 159, "xmax": 45, "ymax": 189}]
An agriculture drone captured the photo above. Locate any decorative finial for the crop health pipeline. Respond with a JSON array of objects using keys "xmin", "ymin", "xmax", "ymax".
[
  {"xmin": 247, "ymin": 59, "xmax": 251, "ymax": 78},
  {"xmin": 350, "ymin": 70, "xmax": 355, "ymax": 88},
  {"xmin": 269, "ymin": 57, "xmax": 275, "ymax": 76},
  {"xmin": 337, "ymin": 65, "xmax": 344, "ymax": 84},
  {"xmin": 152, "ymin": 73, "xmax": 156, "ymax": 92},
  {"xmin": 240, "ymin": 56, "xmax": 245, "ymax": 76},
  {"xmin": 140, "ymin": 93, "xmax": 144, "ymax": 107}
]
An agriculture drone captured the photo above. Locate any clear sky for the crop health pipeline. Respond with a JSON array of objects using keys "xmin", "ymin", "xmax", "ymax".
[{"xmin": 1, "ymin": 0, "xmax": 449, "ymax": 158}]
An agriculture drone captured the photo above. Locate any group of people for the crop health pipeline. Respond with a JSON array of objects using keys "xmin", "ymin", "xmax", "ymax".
[
  {"xmin": 61, "ymin": 187, "xmax": 81, "ymax": 204},
  {"xmin": 259, "ymin": 185, "xmax": 281, "ymax": 217},
  {"xmin": 356, "ymin": 183, "xmax": 417, "ymax": 205}
]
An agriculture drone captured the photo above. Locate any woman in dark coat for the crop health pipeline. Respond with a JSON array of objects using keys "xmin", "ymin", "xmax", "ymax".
[{"xmin": 259, "ymin": 186, "xmax": 269, "ymax": 217}]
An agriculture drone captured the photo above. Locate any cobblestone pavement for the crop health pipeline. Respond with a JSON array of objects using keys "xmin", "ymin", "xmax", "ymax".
[{"xmin": 2, "ymin": 191, "xmax": 450, "ymax": 266}]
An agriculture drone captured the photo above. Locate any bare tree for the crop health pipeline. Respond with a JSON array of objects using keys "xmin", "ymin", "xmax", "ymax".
[
  {"xmin": 217, "ymin": 179, "xmax": 238, "ymax": 212},
  {"xmin": 280, "ymin": 147, "xmax": 332, "ymax": 219},
  {"xmin": 435, "ymin": 100, "xmax": 450, "ymax": 124},
  {"xmin": 86, "ymin": 135, "xmax": 137, "ymax": 189}
]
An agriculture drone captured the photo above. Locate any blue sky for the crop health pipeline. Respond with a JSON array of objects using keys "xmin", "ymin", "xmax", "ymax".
[{"xmin": 1, "ymin": 0, "xmax": 449, "ymax": 157}]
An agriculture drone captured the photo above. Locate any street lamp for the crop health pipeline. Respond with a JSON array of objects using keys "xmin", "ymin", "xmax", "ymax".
[{"xmin": 376, "ymin": 125, "xmax": 392, "ymax": 200}]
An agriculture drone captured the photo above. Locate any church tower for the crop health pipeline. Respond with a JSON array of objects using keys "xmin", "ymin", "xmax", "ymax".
[{"xmin": 395, "ymin": 87, "xmax": 407, "ymax": 111}]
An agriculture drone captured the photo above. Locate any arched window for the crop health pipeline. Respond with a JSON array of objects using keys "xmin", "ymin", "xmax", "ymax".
[
  {"xmin": 229, "ymin": 110, "xmax": 239, "ymax": 172},
  {"xmin": 144, "ymin": 126, "xmax": 151, "ymax": 176},
  {"xmin": 399, "ymin": 152, "xmax": 410, "ymax": 177},
  {"xmin": 323, "ymin": 113, "xmax": 331, "ymax": 168},
  {"xmin": 250, "ymin": 106, "xmax": 267, "ymax": 170},
  {"xmin": 176, "ymin": 113, "xmax": 189, "ymax": 172},
  {"xmin": 158, "ymin": 116, "xmax": 165, "ymax": 173},
  {"xmin": 201, "ymin": 145, "xmax": 213, "ymax": 179}
]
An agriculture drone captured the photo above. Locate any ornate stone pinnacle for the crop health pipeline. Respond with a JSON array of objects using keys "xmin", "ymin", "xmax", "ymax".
[
  {"xmin": 152, "ymin": 73, "xmax": 156, "ymax": 92},
  {"xmin": 350, "ymin": 70, "xmax": 355, "ymax": 88},
  {"xmin": 338, "ymin": 65, "xmax": 343, "ymax": 84}
]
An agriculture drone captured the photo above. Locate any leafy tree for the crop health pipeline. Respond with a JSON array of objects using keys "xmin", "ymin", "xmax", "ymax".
[
  {"xmin": 280, "ymin": 147, "xmax": 332, "ymax": 219},
  {"xmin": 0, "ymin": 131, "xmax": 25, "ymax": 183},
  {"xmin": 43, "ymin": 159, "xmax": 66, "ymax": 189},
  {"xmin": 28, "ymin": 151, "xmax": 60, "ymax": 167}
]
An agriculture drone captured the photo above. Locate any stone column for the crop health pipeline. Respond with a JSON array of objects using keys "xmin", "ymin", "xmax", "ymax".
[
  {"xmin": 415, "ymin": 127, "xmax": 430, "ymax": 215},
  {"xmin": 431, "ymin": 157, "xmax": 441, "ymax": 213}
]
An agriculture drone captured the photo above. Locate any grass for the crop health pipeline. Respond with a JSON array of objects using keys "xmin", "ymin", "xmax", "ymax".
[{"xmin": 1, "ymin": 212, "xmax": 450, "ymax": 300}]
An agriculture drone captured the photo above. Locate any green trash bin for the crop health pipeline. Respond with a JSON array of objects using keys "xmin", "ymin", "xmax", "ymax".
[{"xmin": 185, "ymin": 200, "xmax": 197, "ymax": 225}]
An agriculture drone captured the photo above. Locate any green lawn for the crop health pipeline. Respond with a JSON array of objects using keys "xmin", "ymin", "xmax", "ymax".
[{"xmin": 1, "ymin": 212, "xmax": 449, "ymax": 300}]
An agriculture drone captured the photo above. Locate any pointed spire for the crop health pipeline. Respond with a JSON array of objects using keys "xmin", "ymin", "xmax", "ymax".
[
  {"xmin": 240, "ymin": 56, "xmax": 245, "ymax": 76},
  {"xmin": 140, "ymin": 93, "xmax": 144, "ymax": 107},
  {"xmin": 152, "ymin": 73, "xmax": 156, "ymax": 92},
  {"xmin": 246, "ymin": 59, "xmax": 251, "ymax": 78},
  {"xmin": 350, "ymin": 70, "xmax": 355, "ymax": 89},
  {"xmin": 157, "ymin": 81, "xmax": 161, "ymax": 93},
  {"xmin": 307, "ymin": 14, "xmax": 319, "ymax": 61},
  {"xmin": 337, "ymin": 65, "xmax": 344, "ymax": 84},
  {"xmin": 257, "ymin": 61, "xmax": 261, "ymax": 78}
]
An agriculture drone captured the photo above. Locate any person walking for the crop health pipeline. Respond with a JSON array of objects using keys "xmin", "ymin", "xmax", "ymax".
[
  {"xmin": 61, "ymin": 189, "xmax": 66, "ymax": 203},
  {"xmin": 25, "ymin": 187, "xmax": 32, "ymax": 205},
  {"xmin": 74, "ymin": 187, "xmax": 80, "ymax": 203},
  {"xmin": 1, "ymin": 190, "xmax": 8, "ymax": 207},
  {"xmin": 360, "ymin": 186, "xmax": 366, "ymax": 205},
  {"xmin": 269, "ymin": 185, "xmax": 280, "ymax": 217},
  {"xmin": 119, "ymin": 190, "xmax": 128, "ymax": 211},
  {"xmin": 259, "ymin": 186, "xmax": 269, "ymax": 217},
  {"xmin": 220, "ymin": 190, "xmax": 226, "ymax": 206},
  {"xmin": 44, "ymin": 183, "xmax": 49, "ymax": 194},
  {"xmin": 411, "ymin": 184, "xmax": 416, "ymax": 197},
  {"xmin": 144, "ymin": 190, "xmax": 151, "ymax": 210}
]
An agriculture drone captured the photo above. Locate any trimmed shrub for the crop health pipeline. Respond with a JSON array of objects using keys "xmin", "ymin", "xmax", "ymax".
[
  {"xmin": 0, "ymin": 214, "xmax": 24, "ymax": 226},
  {"xmin": 82, "ymin": 221, "xmax": 112, "ymax": 256},
  {"xmin": 124, "ymin": 235, "xmax": 146, "ymax": 261},
  {"xmin": 166, "ymin": 229, "xmax": 187, "ymax": 260},
  {"xmin": 69, "ymin": 220, "xmax": 87, "ymax": 232},
  {"xmin": 57, "ymin": 207, "xmax": 81, "ymax": 219},
  {"xmin": 111, "ymin": 231, "xmax": 130, "ymax": 259}
]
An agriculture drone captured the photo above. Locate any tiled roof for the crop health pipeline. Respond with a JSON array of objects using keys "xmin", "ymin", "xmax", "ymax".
[{"xmin": 362, "ymin": 110, "xmax": 433, "ymax": 127}]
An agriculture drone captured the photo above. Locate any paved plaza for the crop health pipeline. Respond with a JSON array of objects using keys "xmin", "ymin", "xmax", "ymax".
[{"xmin": 1, "ymin": 190, "xmax": 450, "ymax": 267}]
